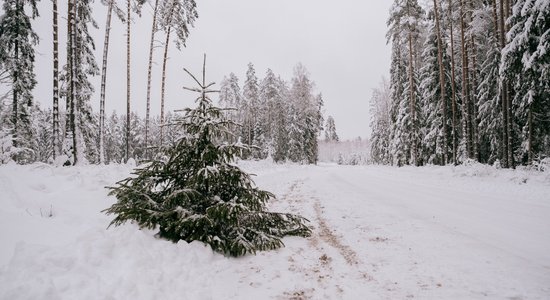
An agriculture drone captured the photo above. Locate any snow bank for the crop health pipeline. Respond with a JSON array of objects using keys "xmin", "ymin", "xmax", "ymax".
[{"xmin": 1, "ymin": 161, "xmax": 549, "ymax": 299}]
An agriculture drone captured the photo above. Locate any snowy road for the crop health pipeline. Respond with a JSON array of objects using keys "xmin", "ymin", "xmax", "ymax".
[{"xmin": 1, "ymin": 162, "xmax": 549, "ymax": 299}]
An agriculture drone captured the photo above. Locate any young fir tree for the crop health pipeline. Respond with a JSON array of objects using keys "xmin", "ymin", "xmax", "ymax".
[{"xmin": 104, "ymin": 57, "xmax": 311, "ymax": 256}]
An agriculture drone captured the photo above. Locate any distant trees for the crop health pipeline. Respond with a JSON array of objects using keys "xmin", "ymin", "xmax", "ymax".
[
  {"xmin": 372, "ymin": 0, "xmax": 550, "ymax": 167},
  {"xmin": 218, "ymin": 63, "xmax": 324, "ymax": 164},
  {"xmin": 324, "ymin": 116, "xmax": 339, "ymax": 142}
]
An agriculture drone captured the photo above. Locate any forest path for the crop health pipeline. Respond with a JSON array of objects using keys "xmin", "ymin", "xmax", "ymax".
[{"xmin": 256, "ymin": 164, "xmax": 550, "ymax": 299}]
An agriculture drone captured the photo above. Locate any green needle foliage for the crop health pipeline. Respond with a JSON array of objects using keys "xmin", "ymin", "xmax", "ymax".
[{"xmin": 103, "ymin": 56, "xmax": 311, "ymax": 256}]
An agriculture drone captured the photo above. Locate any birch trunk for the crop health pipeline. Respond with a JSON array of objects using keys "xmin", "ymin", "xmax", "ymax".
[
  {"xmin": 99, "ymin": 0, "xmax": 114, "ymax": 164},
  {"xmin": 145, "ymin": 0, "xmax": 160, "ymax": 157},
  {"xmin": 160, "ymin": 2, "xmax": 176, "ymax": 146},
  {"xmin": 52, "ymin": 0, "xmax": 60, "ymax": 159},
  {"xmin": 126, "ymin": 0, "xmax": 131, "ymax": 162}
]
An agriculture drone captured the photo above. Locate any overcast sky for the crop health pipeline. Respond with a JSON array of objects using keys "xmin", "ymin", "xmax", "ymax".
[{"xmin": 29, "ymin": 0, "xmax": 392, "ymax": 140}]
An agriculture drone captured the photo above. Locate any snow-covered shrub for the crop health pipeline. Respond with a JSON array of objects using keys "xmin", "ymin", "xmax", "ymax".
[
  {"xmin": 104, "ymin": 64, "xmax": 311, "ymax": 256},
  {"xmin": 532, "ymin": 157, "xmax": 550, "ymax": 172}
]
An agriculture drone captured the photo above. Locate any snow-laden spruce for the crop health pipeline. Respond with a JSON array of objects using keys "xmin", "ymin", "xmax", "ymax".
[{"xmin": 103, "ymin": 58, "xmax": 311, "ymax": 256}]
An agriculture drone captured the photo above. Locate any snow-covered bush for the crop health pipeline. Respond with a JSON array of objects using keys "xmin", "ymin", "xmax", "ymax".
[
  {"xmin": 104, "ymin": 62, "xmax": 311, "ymax": 256},
  {"xmin": 532, "ymin": 157, "xmax": 550, "ymax": 173}
]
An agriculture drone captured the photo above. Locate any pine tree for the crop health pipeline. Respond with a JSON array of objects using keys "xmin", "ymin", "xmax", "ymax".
[
  {"xmin": 0, "ymin": 0, "xmax": 39, "ymax": 161},
  {"xmin": 104, "ymin": 57, "xmax": 311, "ymax": 256}
]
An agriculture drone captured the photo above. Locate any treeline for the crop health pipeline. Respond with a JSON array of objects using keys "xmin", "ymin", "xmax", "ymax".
[
  {"xmin": 0, "ymin": 0, "xmax": 198, "ymax": 165},
  {"xmin": 0, "ymin": 106, "xmax": 180, "ymax": 164},
  {"xmin": 371, "ymin": 0, "xmax": 549, "ymax": 167},
  {"xmin": 218, "ymin": 63, "xmax": 324, "ymax": 164}
]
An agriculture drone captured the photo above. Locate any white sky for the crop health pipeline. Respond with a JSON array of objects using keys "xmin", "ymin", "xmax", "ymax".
[{"xmin": 29, "ymin": 0, "xmax": 392, "ymax": 140}]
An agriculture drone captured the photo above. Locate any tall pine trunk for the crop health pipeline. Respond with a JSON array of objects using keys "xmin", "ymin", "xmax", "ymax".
[
  {"xmin": 160, "ymin": 1, "xmax": 176, "ymax": 146},
  {"xmin": 69, "ymin": 0, "xmax": 78, "ymax": 165},
  {"xmin": 498, "ymin": 0, "xmax": 509, "ymax": 168},
  {"xmin": 504, "ymin": 0, "xmax": 514, "ymax": 168},
  {"xmin": 52, "ymin": 0, "xmax": 60, "ymax": 159},
  {"xmin": 433, "ymin": 0, "xmax": 447, "ymax": 165},
  {"xmin": 12, "ymin": 41, "xmax": 18, "ymax": 149},
  {"xmin": 447, "ymin": 0, "xmax": 459, "ymax": 165},
  {"xmin": 145, "ymin": 0, "xmax": 160, "ymax": 158},
  {"xmin": 99, "ymin": 0, "xmax": 114, "ymax": 164},
  {"xmin": 406, "ymin": 0, "xmax": 417, "ymax": 166},
  {"xmin": 468, "ymin": 0, "xmax": 479, "ymax": 161},
  {"xmin": 459, "ymin": 0, "xmax": 472, "ymax": 159},
  {"xmin": 126, "ymin": 0, "xmax": 131, "ymax": 162},
  {"xmin": 527, "ymin": 101, "xmax": 533, "ymax": 165}
]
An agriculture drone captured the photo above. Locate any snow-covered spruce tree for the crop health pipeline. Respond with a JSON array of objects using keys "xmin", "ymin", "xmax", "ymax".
[
  {"xmin": 370, "ymin": 78, "xmax": 392, "ymax": 165},
  {"xmin": 500, "ymin": 0, "xmax": 550, "ymax": 164},
  {"xmin": 241, "ymin": 63, "xmax": 260, "ymax": 152},
  {"xmin": 104, "ymin": 57, "xmax": 311, "ymax": 256},
  {"xmin": 419, "ymin": 14, "xmax": 452, "ymax": 165},
  {"xmin": 324, "ymin": 115, "xmax": 339, "ymax": 142},
  {"xmin": 0, "ymin": 0, "xmax": 39, "ymax": 161},
  {"xmin": 386, "ymin": 0, "xmax": 425, "ymax": 166}
]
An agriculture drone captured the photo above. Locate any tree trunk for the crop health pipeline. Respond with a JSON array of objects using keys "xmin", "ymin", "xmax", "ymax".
[
  {"xmin": 527, "ymin": 102, "xmax": 533, "ymax": 165},
  {"xmin": 459, "ymin": 0, "xmax": 472, "ymax": 159},
  {"xmin": 504, "ymin": 1, "xmax": 514, "ymax": 169},
  {"xmin": 126, "ymin": 0, "xmax": 131, "ymax": 162},
  {"xmin": 52, "ymin": 0, "xmax": 60, "ymax": 159},
  {"xmin": 99, "ymin": 0, "xmax": 114, "ymax": 164},
  {"xmin": 12, "ymin": 40, "xmax": 18, "ymax": 149},
  {"xmin": 70, "ymin": 0, "xmax": 78, "ymax": 165},
  {"xmin": 433, "ymin": 0, "xmax": 447, "ymax": 165},
  {"xmin": 145, "ymin": 0, "xmax": 160, "ymax": 158},
  {"xmin": 468, "ymin": 0, "xmax": 479, "ymax": 161},
  {"xmin": 447, "ymin": 0, "xmax": 459, "ymax": 165},
  {"xmin": 160, "ymin": 1, "xmax": 176, "ymax": 146},
  {"xmin": 406, "ymin": 1, "xmax": 417, "ymax": 166},
  {"xmin": 499, "ymin": 0, "xmax": 509, "ymax": 168}
]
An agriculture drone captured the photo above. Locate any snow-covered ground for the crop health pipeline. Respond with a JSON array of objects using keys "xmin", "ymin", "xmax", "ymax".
[{"xmin": 1, "ymin": 161, "xmax": 549, "ymax": 299}]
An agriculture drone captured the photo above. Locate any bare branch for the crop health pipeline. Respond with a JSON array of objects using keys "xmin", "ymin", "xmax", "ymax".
[
  {"xmin": 182, "ymin": 86, "xmax": 202, "ymax": 93},
  {"xmin": 183, "ymin": 68, "xmax": 203, "ymax": 87}
]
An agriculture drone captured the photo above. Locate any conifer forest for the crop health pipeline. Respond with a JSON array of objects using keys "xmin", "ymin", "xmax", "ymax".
[
  {"xmin": 1, "ymin": 1, "xmax": 549, "ymax": 299},
  {"xmin": 371, "ymin": 0, "xmax": 549, "ymax": 168}
]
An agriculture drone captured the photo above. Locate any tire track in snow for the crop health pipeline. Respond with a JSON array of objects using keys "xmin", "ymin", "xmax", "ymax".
[
  {"xmin": 277, "ymin": 178, "xmax": 378, "ymax": 299},
  {"xmin": 312, "ymin": 198, "xmax": 359, "ymax": 266},
  {"xmin": 277, "ymin": 179, "xmax": 345, "ymax": 299}
]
